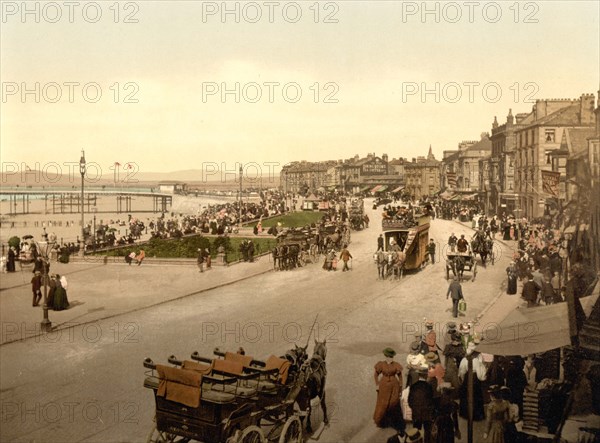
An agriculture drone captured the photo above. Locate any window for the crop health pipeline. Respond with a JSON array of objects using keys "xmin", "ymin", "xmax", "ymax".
[{"xmin": 545, "ymin": 129, "xmax": 555, "ymax": 143}]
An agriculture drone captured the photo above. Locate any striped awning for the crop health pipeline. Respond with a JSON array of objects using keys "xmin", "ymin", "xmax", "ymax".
[
  {"xmin": 360, "ymin": 185, "xmax": 372, "ymax": 192},
  {"xmin": 370, "ymin": 185, "xmax": 382, "ymax": 193},
  {"xmin": 377, "ymin": 185, "xmax": 388, "ymax": 192},
  {"xmin": 391, "ymin": 186, "xmax": 404, "ymax": 193}
]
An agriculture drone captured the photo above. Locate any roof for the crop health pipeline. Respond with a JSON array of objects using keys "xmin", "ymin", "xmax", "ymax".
[
  {"xmin": 476, "ymin": 298, "xmax": 571, "ymax": 356},
  {"xmin": 405, "ymin": 160, "xmax": 440, "ymax": 168},
  {"xmin": 568, "ymin": 128, "xmax": 596, "ymax": 153},
  {"xmin": 465, "ymin": 137, "xmax": 492, "ymax": 152},
  {"xmin": 353, "ymin": 156, "xmax": 385, "ymax": 166},
  {"xmin": 521, "ymin": 103, "xmax": 586, "ymax": 128}
]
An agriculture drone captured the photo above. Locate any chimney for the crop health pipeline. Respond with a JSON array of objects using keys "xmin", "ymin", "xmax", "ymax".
[
  {"xmin": 515, "ymin": 113, "xmax": 528, "ymax": 124},
  {"xmin": 412, "ymin": 158, "xmax": 416, "ymax": 163},
  {"xmin": 579, "ymin": 93, "xmax": 595, "ymax": 125}
]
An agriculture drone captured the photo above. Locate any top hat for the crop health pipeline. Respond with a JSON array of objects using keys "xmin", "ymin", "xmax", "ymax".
[{"xmin": 410, "ymin": 341, "xmax": 421, "ymax": 352}]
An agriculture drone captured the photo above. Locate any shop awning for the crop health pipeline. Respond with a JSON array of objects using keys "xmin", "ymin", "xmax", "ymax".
[
  {"xmin": 476, "ymin": 296, "xmax": 571, "ymax": 356},
  {"xmin": 370, "ymin": 185, "xmax": 382, "ymax": 193},
  {"xmin": 376, "ymin": 185, "xmax": 388, "ymax": 193},
  {"xmin": 360, "ymin": 185, "xmax": 372, "ymax": 192},
  {"xmin": 391, "ymin": 186, "xmax": 405, "ymax": 193},
  {"xmin": 461, "ymin": 193, "xmax": 478, "ymax": 201}
]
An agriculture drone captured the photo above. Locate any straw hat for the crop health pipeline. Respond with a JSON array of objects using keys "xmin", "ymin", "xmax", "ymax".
[{"xmin": 425, "ymin": 352, "xmax": 438, "ymax": 362}]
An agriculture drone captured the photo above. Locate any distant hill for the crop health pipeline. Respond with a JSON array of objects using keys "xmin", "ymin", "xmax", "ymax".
[{"xmin": 0, "ymin": 169, "xmax": 280, "ymax": 189}]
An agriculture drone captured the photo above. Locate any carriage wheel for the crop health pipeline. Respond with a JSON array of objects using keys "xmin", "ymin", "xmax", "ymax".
[
  {"xmin": 238, "ymin": 425, "xmax": 266, "ymax": 443},
  {"xmin": 472, "ymin": 262, "xmax": 478, "ymax": 281},
  {"xmin": 149, "ymin": 429, "xmax": 190, "ymax": 443},
  {"xmin": 278, "ymin": 416, "xmax": 303, "ymax": 443}
]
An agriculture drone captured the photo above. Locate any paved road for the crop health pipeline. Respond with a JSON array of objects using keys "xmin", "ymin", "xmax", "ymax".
[{"xmin": 0, "ymin": 200, "xmax": 516, "ymax": 442}]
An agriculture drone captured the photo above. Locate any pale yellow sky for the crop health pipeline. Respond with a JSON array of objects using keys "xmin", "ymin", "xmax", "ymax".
[{"xmin": 1, "ymin": 1, "xmax": 598, "ymax": 176}]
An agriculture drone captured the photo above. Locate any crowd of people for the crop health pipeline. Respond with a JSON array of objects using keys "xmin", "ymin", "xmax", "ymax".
[{"xmin": 373, "ymin": 319, "xmax": 569, "ymax": 443}]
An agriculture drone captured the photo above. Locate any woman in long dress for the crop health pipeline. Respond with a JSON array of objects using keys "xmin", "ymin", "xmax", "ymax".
[
  {"xmin": 6, "ymin": 247, "xmax": 16, "ymax": 272},
  {"xmin": 483, "ymin": 388, "xmax": 509, "ymax": 442},
  {"xmin": 53, "ymin": 274, "xmax": 70, "ymax": 311},
  {"xmin": 373, "ymin": 348, "xmax": 405, "ymax": 432},
  {"xmin": 506, "ymin": 262, "xmax": 518, "ymax": 294}
]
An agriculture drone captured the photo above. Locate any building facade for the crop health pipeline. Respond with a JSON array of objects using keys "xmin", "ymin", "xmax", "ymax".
[
  {"xmin": 485, "ymin": 109, "xmax": 526, "ymax": 214},
  {"xmin": 404, "ymin": 147, "xmax": 441, "ymax": 199},
  {"xmin": 514, "ymin": 94, "xmax": 596, "ymax": 219}
]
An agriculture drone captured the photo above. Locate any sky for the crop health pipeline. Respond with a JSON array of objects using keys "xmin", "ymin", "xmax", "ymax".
[{"xmin": 1, "ymin": 0, "xmax": 599, "ymax": 178}]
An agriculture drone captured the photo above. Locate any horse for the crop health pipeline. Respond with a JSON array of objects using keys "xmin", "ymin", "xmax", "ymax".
[
  {"xmin": 471, "ymin": 237, "xmax": 493, "ymax": 266},
  {"xmin": 450, "ymin": 255, "xmax": 466, "ymax": 281},
  {"xmin": 298, "ymin": 340, "xmax": 328, "ymax": 434},
  {"xmin": 374, "ymin": 251, "xmax": 389, "ymax": 279},
  {"xmin": 389, "ymin": 251, "xmax": 406, "ymax": 280}
]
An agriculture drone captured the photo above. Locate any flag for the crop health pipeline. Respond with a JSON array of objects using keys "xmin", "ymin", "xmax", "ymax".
[
  {"xmin": 541, "ymin": 170, "xmax": 560, "ymax": 197},
  {"xmin": 446, "ymin": 172, "xmax": 457, "ymax": 188}
]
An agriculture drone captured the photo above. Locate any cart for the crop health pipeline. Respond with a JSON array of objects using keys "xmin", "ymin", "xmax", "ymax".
[
  {"xmin": 445, "ymin": 251, "xmax": 478, "ymax": 282},
  {"xmin": 143, "ymin": 348, "xmax": 309, "ymax": 443}
]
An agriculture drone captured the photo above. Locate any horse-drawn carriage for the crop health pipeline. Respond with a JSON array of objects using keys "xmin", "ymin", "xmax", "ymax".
[
  {"xmin": 272, "ymin": 229, "xmax": 311, "ymax": 271},
  {"xmin": 143, "ymin": 340, "xmax": 328, "ymax": 443},
  {"xmin": 374, "ymin": 215, "xmax": 430, "ymax": 279},
  {"xmin": 445, "ymin": 251, "xmax": 478, "ymax": 282},
  {"xmin": 348, "ymin": 200, "xmax": 366, "ymax": 231}
]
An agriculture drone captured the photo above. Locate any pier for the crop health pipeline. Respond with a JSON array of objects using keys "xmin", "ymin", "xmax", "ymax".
[{"xmin": 0, "ymin": 189, "xmax": 173, "ymax": 215}]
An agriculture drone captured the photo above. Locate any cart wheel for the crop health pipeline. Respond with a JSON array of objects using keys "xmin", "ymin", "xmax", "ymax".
[
  {"xmin": 238, "ymin": 425, "xmax": 266, "ymax": 443},
  {"xmin": 472, "ymin": 262, "xmax": 477, "ymax": 281},
  {"xmin": 146, "ymin": 422, "xmax": 159, "ymax": 443},
  {"xmin": 279, "ymin": 416, "xmax": 303, "ymax": 443}
]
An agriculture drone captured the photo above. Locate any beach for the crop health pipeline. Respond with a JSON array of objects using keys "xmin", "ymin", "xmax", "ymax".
[{"xmin": 0, "ymin": 193, "xmax": 244, "ymax": 248}]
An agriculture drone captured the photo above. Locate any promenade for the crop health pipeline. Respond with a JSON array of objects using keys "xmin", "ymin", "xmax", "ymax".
[{"xmin": 0, "ymin": 253, "xmax": 273, "ymax": 346}]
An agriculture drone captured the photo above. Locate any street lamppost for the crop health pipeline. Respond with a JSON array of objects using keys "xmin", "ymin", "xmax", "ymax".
[
  {"xmin": 36, "ymin": 233, "xmax": 56, "ymax": 332},
  {"xmin": 238, "ymin": 164, "xmax": 243, "ymax": 228},
  {"xmin": 79, "ymin": 150, "xmax": 86, "ymax": 257}
]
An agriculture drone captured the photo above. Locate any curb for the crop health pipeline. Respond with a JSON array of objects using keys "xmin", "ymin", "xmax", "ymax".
[{"xmin": 0, "ymin": 265, "xmax": 274, "ymax": 347}]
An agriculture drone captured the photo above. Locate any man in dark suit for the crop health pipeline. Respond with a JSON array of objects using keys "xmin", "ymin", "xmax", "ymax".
[
  {"xmin": 446, "ymin": 276, "xmax": 464, "ymax": 318},
  {"xmin": 522, "ymin": 275, "xmax": 540, "ymax": 307},
  {"xmin": 408, "ymin": 371, "xmax": 435, "ymax": 443},
  {"xmin": 377, "ymin": 234, "xmax": 384, "ymax": 252}
]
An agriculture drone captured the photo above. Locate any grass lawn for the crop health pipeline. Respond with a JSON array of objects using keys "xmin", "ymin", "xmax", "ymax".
[
  {"xmin": 93, "ymin": 236, "xmax": 278, "ymax": 263},
  {"xmin": 251, "ymin": 211, "xmax": 325, "ymax": 228}
]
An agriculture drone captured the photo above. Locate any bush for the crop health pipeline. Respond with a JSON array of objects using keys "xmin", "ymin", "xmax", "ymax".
[
  {"xmin": 8, "ymin": 236, "xmax": 20, "ymax": 252},
  {"xmin": 212, "ymin": 236, "xmax": 232, "ymax": 257}
]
